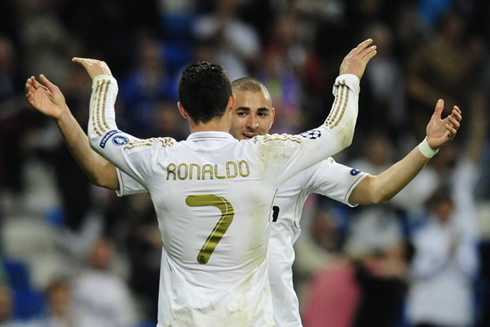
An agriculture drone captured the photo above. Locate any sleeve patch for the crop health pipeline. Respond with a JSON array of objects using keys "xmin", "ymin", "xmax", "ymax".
[
  {"xmin": 299, "ymin": 129, "xmax": 322, "ymax": 139},
  {"xmin": 112, "ymin": 135, "xmax": 130, "ymax": 146},
  {"xmin": 350, "ymin": 168, "xmax": 361, "ymax": 176},
  {"xmin": 100, "ymin": 130, "xmax": 121, "ymax": 148}
]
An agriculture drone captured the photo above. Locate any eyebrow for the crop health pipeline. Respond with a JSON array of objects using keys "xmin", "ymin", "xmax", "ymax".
[{"xmin": 235, "ymin": 107, "xmax": 270, "ymax": 112}]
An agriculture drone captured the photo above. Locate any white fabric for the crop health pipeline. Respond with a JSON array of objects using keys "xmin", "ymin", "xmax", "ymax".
[
  {"xmin": 118, "ymin": 158, "xmax": 366, "ymax": 327},
  {"xmin": 70, "ymin": 269, "xmax": 136, "ymax": 327},
  {"xmin": 88, "ymin": 74, "xmax": 360, "ymax": 326},
  {"xmin": 266, "ymin": 159, "xmax": 367, "ymax": 326}
]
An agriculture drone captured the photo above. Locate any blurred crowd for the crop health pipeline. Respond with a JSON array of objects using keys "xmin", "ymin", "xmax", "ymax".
[{"xmin": 0, "ymin": 0, "xmax": 489, "ymax": 326}]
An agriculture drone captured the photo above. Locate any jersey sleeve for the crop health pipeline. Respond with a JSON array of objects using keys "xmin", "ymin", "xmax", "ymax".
[
  {"xmin": 87, "ymin": 75, "xmax": 168, "ymax": 188},
  {"xmin": 252, "ymin": 73, "xmax": 361, "ymax": 186},
  {"xmin": 307, "ymin": 158, "xmax": 369, "ymax": 206},
  {"xmin": 116, "ymin": 168, "xmax": 147, "ymax": 197}
]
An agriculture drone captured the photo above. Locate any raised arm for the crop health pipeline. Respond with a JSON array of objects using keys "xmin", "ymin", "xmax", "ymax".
[
  {"xmin": 251, "ymin": 39, "xmax": 377, "ymax": 186},
  {"xmin": 71, "ymin": 57, "xmax": 154, "ymax": 187},
  {"xmin": 349, "ymin": 99, "xmax": 462, "ymax": 205},
  {"xmin": 327, "ymin": 38, "xmax": 377, "ymax": 148},
  {"xmin": 25, "ymin": 74, "xmax": 119, "ymax": 190}
]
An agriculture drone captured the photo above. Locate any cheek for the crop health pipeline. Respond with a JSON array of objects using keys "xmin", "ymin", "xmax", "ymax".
[
  {"xmin": 259, "ymin": 120, "xmax": 272, "ymax": 133},
  {"xmin": 232, "ymin": 119, "xmax": 247, "ymax": 130}
]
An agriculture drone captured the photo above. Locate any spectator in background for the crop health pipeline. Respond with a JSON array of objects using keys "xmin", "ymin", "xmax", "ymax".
[
  {"xmin": 253, "ymin": 13, "xmax": 307, "ymax": 134},
  {"xmin": 405, "ymin": 187, "xmax": 479, "ymax": 327},
  {"xmin": 298, "ymin": 206, "xmax": 362, "ymax": 327},
  {"xmin": 344, "ymin": 131, "xmax": 405, "ymax": 259},
  {"xmin": 192, "ymin": 0, "xmax": 261, "ymax": 80},
  {"xmin": 344, "ymin": 131, "xmax": 408, "ymax": 327},
  {"xmin": 118, "ymin": 37, "xmax": 177, "ymax": 138},
  {"xmin": 359, "ymin": 22, "xmax": 407, "ymax": 143},
  {"xmin": 0, "ymin": 34, "xmax": 33, "ymax": 215},
  {"xmin": 31, "ymin": 279, "xmax": 73, "ymax": 327},
  {"xmin": 405, "ymin": 11, "xmax": 480, "ymax": 140},
  {"xmin": 0, "ymin": 284, "xmax": 38, "ymax": 327},
  {"xmin": 70, "ymin": 238, "xmax": 136, "ymax": 327},
  {"xmin": 0, "ymin": 284, "xmax": 13, "ymax": 325}
]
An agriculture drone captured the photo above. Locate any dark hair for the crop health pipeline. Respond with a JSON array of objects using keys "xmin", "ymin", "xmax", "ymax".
[
  {"xmin": 426, "ymin": 186, "xmax": 453, "ymax": 209},
  {"xmin": 178, "ymin": 61, "xmax": 232, "ymax": 123}
]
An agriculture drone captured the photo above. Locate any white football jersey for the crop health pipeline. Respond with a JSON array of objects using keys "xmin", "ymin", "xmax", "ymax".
[
  {"xmin": 117, "ymin": 157, "xmax": 367, "ymax": 327},
  {"xmin": 88, "ymin": 74, "xmax": 360, "ymax": 326}
]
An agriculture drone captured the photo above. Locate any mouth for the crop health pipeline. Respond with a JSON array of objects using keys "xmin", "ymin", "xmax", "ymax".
[{"xmin": 242, "ymin": 133, "xmax": 256, "ymax": 140}]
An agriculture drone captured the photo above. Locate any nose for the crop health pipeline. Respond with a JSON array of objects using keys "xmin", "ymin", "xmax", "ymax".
[{"xmin": 247, "ymin": 115, "xmax": 259, "ymax": 129}]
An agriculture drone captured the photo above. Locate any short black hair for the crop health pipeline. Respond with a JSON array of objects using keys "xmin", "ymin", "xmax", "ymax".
[{"xmin": 178, "ymin": 61, "xmax": 232, "ymax": 123}]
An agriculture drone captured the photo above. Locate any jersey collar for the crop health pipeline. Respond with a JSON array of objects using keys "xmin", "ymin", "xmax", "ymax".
[{"xmin": 186, "ymin": 131, "xmax": 235, "ymax": 141}]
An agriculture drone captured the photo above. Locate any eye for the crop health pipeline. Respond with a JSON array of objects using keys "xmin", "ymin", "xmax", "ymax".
[{"xmin": 236, "ymin": 111, "xmax": 247, "ymax": 117}]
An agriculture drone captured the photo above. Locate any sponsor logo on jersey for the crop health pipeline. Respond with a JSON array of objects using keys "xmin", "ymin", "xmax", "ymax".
[
  {"xmin": 100, "ymin": 130, "xmax": 121, "ymax": 148},
  {"xmin": 300, "ymin": 129, "xmax": 322, "ymax": 139},
  {"xmin": 112, "ymin": 135, "xmax": 129, "ymax": 146},
  {"xmin": 350, "ymin": 168, "xmax": 361, "ymax": 176},
  {"xmin": 167, "ymin": 160, "xmax": 251, "ymax": 180}
]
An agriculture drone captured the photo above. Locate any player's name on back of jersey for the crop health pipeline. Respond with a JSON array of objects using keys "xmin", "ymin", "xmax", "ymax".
[{"xmin": 167, "ymin": 160, "xmax": 250, "ymax": 180}]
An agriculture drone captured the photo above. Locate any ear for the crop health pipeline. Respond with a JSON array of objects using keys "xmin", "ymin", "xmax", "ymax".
[
  {"xmin": 270, "ymin": 107, "xmax": 276, "ymax": 125},
  {"xmin": 228, "ymin": 94, "xmax": 236, "ymax": 112},
  {"xmin": 177, "ymin": 102, "xmax": 188, "ymax": 119}
]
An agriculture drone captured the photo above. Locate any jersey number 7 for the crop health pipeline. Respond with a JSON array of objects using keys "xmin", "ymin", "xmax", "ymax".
[{"xmin": 186, "ymin": 194, "xmax": 235, "ymax": 264}]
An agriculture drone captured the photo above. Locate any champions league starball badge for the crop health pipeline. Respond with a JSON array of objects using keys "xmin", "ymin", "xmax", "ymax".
[{"xmin": 300, "ymin": 129, "xmax": 322, "ymax": 139}]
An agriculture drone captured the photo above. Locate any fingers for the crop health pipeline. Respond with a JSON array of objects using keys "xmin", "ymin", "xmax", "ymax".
[
  {"xmin": 39, "ymin": 74, "xmax": 55, "ymax": 90},
  {"xmin": 72, "ymin": 57, "xmax": 113, "ymax": 78},
  {"xmin": 451, "ymin": 105, "xmax": 462, "ymax": 122},
  {"xmin": 444, "ymin": 105, "xmax": 462, "ymax": 140},
  {"xmin": 72, "ymin": 57, "xmax": 92, "ymax": 71},
  {"xmin": 25, "ymin": 76, "xmax": 40, "ymax": 95},
  {"xmin": 445, "ymin": 121, "xmax": 458, "ymax": 140},
  {"xmin": 25, "ymin": 76, "xmax": 39, "ymax": 105},
  {"xmin": 72, "ymin": 57, "xmax": 93, "ymax": 66},
  {"xmin": 353, "ymin": 39, "xmax": 377, "ymax": 60},
  {"xmin": 355, "ymin": 38, "xmax": 374, "ymax": 51},
  {"xmin": 432, "ymin": 99, "xmax": 444, "ymax": 118},
  {"xmin": 362, "ymin": 46, "xmax": 377, "ymax": 62}
]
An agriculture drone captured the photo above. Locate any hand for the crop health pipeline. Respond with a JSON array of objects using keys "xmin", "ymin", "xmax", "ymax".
[
  {"xmin": 72, "ymin": 57, "xmax": 113, "ymax": 79},
  {"xmin": 339, "ymin": 39, "xmax": 377, "ymax": 80},
  {"xmin": 426, "ymin": 99, "xmax": 462, "ymax": 149},
  {"xmin": 25, "ymin": 74, "xmax": 67, "ymax": 119}
]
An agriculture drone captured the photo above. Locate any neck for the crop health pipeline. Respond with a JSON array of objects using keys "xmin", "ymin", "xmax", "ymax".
[{"xmin": 188, "ymin": 116, "xmax": 232, "ymax": 134}]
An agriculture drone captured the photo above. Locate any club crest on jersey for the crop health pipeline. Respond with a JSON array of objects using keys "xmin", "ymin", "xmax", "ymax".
[{"xmin": 300, "ymin": 129, "xmax": 321, "ymax": 139}]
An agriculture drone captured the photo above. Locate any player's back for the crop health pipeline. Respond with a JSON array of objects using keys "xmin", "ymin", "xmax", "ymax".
[{"xmin": 146, "ymin": 131, "xmax": 279, "ymax": 326}]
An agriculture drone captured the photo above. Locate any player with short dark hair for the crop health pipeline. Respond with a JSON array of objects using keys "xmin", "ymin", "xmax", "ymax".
[{"xmin": 178, "ymin": 61, "xmax": 233, "ymax": 123}]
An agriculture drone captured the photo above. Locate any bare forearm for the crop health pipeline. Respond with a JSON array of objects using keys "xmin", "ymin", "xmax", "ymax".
[
  {"xmin": 56, "ymin": 107, "xmax": 119, "ymax": 190},
  {"xmin": 351, "ymin": 146, "xmax": 430, "ymax": 205}
]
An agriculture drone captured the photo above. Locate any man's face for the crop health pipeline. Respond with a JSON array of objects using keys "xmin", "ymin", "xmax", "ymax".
[{"xmin": 230, "ymin": 89, "xmax": 275, "ymax": 140}]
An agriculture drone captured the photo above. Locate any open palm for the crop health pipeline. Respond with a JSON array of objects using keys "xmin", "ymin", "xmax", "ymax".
[
  {"xmin": 426, "ymin": 99, "xmax": 462, "ymax": 149},
  {"xmin": 25, "ymin": 74, "xmax": 67, "ymax": 119}
]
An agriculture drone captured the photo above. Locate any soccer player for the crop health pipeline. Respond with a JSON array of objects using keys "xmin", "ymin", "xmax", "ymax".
[
  {"xmin": 25, "ymin": 42, "xmax": 463, "ymax": 327},
  {"xmin": 27, "ymin": 39, "xmax": 377, "ymax": 326},
  {"xmin": 116, "ymin": 82, "xmax": 462, "ymax": 326}
]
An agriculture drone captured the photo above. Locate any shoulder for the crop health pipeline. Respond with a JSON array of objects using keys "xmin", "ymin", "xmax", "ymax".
[
  {"xmin": 124, "ymin": 137, "xmax": 178, "ymax": 150},
  {"xmin": 252, "ymin": 133, "xmax": 304, "ymax": 144}
]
